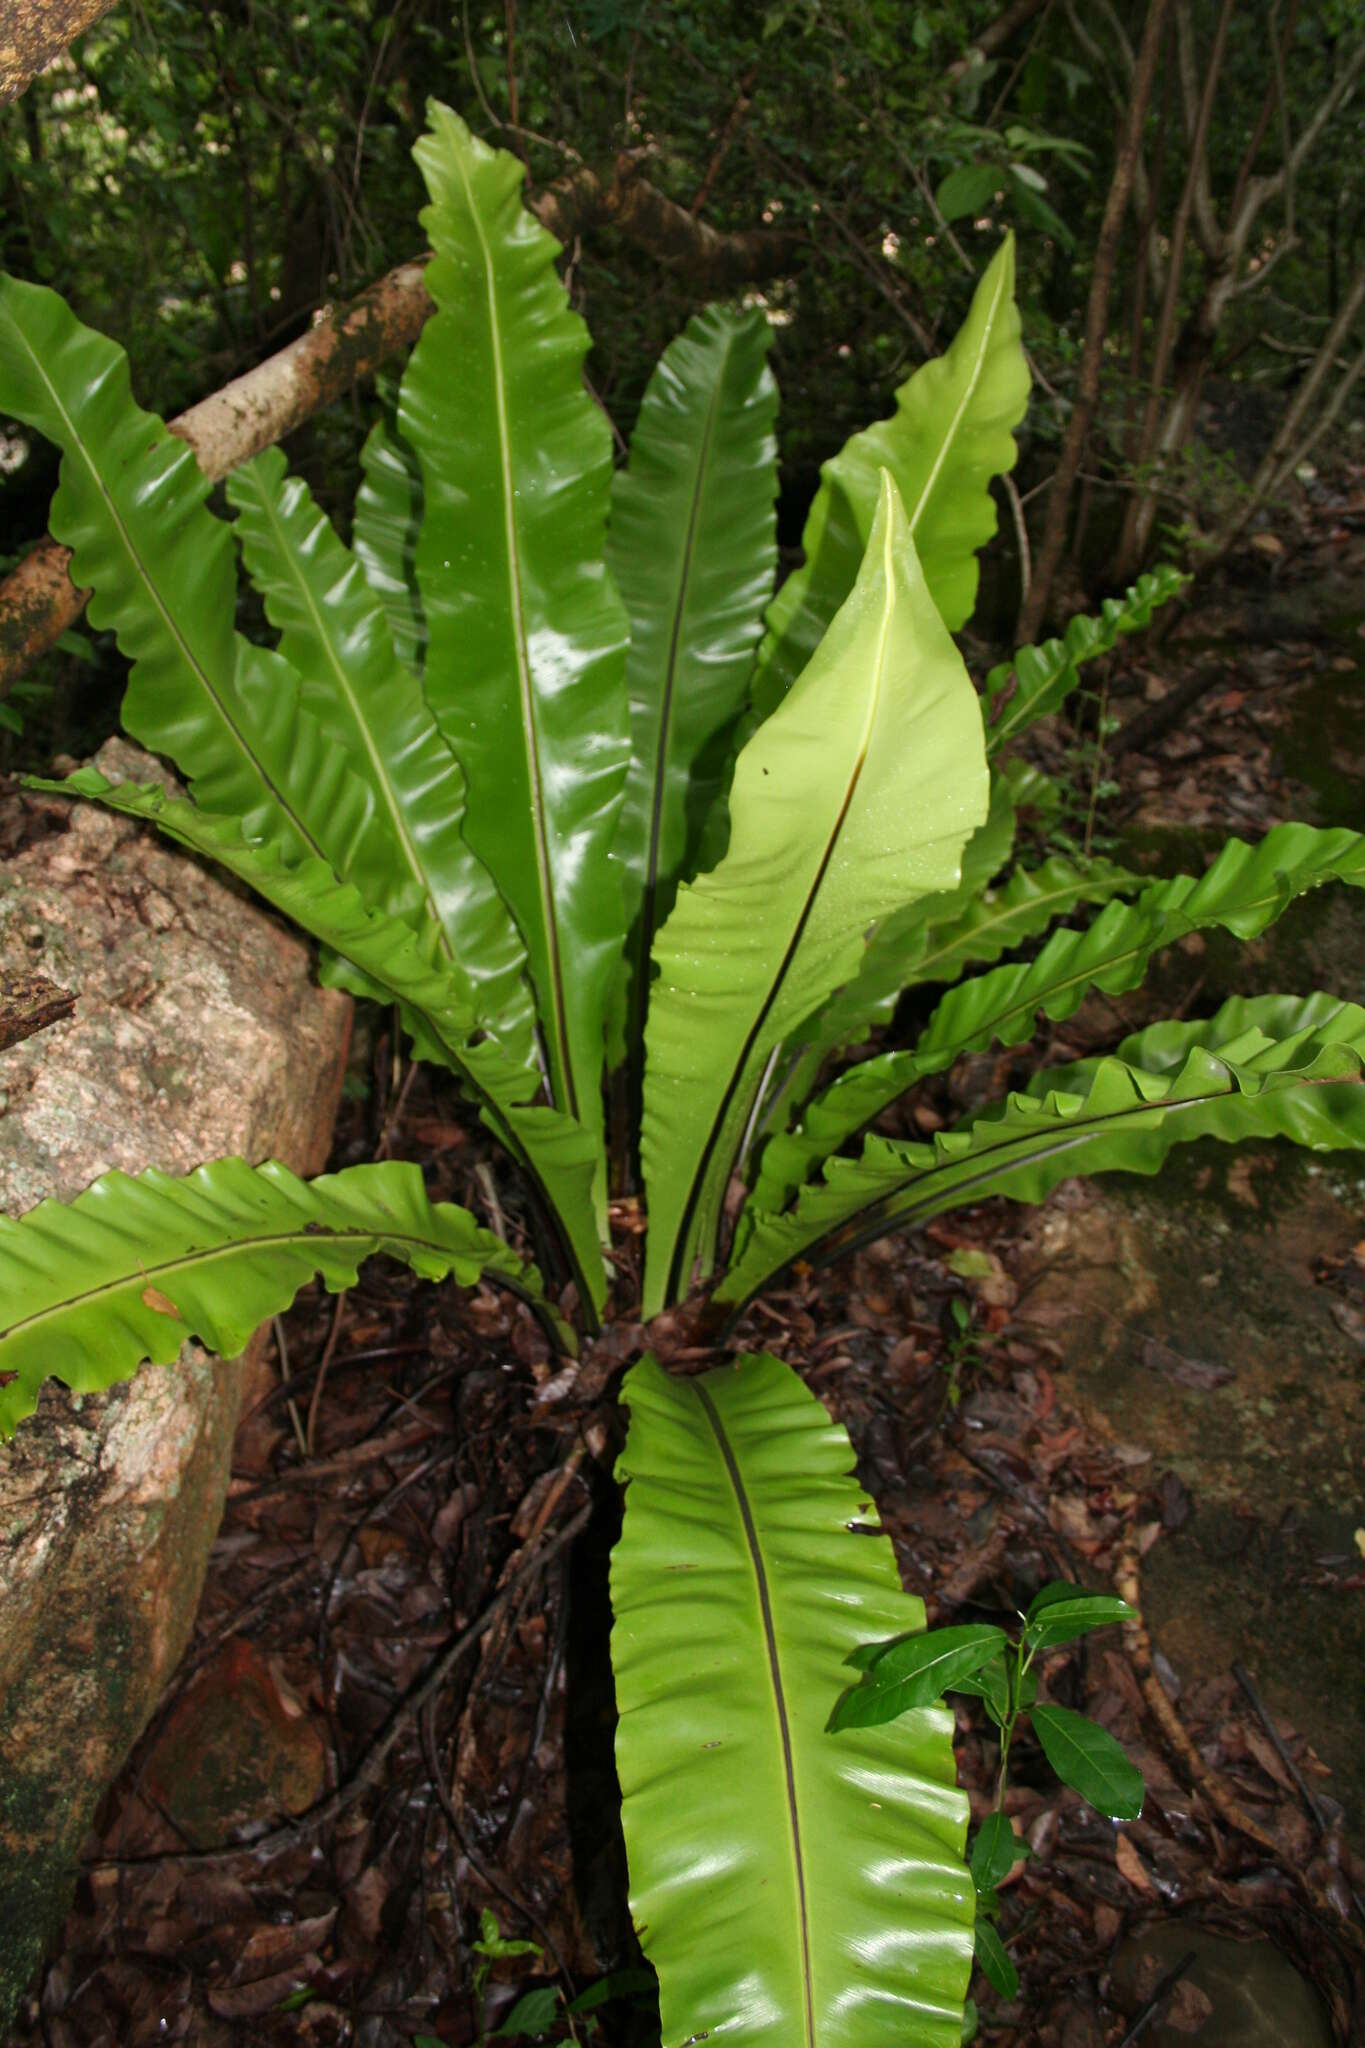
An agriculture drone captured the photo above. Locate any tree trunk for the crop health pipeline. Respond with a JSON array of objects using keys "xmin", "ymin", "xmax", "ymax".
[
  {"xmin": 1198, "ymin": 257, "xmax": 1365, "ymax": 570},
  {"xmin": 1017, "ymin": 0, "xmax": 1172, "ymax": 644},
  {"xmin": 1111, "ymin": 0, "xmax": 1234, "ymax": 581}
]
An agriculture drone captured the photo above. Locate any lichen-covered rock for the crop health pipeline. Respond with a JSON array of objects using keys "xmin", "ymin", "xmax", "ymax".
[{"xmin": 0, "ymin": 741, "xmax": 351, "ymax": 2027}]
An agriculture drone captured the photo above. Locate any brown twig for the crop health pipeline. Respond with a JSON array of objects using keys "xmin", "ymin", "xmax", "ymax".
[
  {"xmin": 1115, "ymin": 1530, "xmax": 1365, "ymax": 1952},
  {"xmin": 1016, "ymin": 0, "xmax": 1172, "ymax": 643},
  {"xmin": 304, "ymin": 1289, "xmax": 350, "ymax": 1455},
  {"xmin": 503, "ymin": 0, "xmax": 525, "ymax": 165},
  {"xmin": 1234, "ymin": 1661, "xmax": 1365, "ymax": 1924},
  {"xmin": 945, "ymin": 0, "xmax": 1048, "ymax": 84},
  {"xmin": 1113, "ymin": 1949, "xmax": 1198, "ymax": 2047},
  {"xmin": 689, "ymin": 63, "xmax": 759, "ymax": 217},
  {"xmin": 1115, "ymin": 1528, "xmax": 1283, "ymax": 1854}
]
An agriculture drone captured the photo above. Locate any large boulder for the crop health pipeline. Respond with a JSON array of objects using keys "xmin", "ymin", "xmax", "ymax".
[{"xmin": 0, "ymin": 742, "xmax": 351, "ymax": 2027}]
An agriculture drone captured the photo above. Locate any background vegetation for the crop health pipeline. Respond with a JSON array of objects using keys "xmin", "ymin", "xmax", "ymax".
[{"xmin": 4, "ymin": 0, "xmax": 1364, "ymax": 758}]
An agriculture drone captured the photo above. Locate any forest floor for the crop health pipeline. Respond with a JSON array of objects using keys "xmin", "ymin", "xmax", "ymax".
[{"xmin": 9, "ymin": 475, "xmax": 1365, "ymax": 2048}]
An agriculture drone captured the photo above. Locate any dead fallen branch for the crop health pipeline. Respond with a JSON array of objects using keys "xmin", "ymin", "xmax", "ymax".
[
  {"xmin": 1115, "ymin": 1529, "xmax": 1283, "ymax": 1856},
  {"xmin": 534, "ymin": 151, "xmax": 801, "ymax": 287},
  {"xmin": 0, "ymin": 165, "xmax": 800, "ymax": 702},
  {"xmin": 0, "ymin": 0, "xmax": 120, "ymax": 103},
  {"xmin": 1116, "ymin": 1529, "xmax": 1365, "ymax": 1954},
  {"xmin": 0, "ymin": 971, "xmax": 76, "ymax": 1050},
  {"xmin": 0, "ymin": 257, "xmax": 434, "ymax": 699}
]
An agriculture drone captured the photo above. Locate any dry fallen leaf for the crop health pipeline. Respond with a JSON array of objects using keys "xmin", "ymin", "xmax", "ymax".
[
  {"xmin": 1114, "ymin": 1832, "xmax": 1155, "ymax": 1894},
  {"xmin": 1093, "ymin": 1902, "xmax": 1122, "ymax": 1946}
]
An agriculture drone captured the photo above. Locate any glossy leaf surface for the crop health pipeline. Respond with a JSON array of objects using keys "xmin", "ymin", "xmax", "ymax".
[
  {"xmin": 400, "ymin": 103, "xmax": 629, "ymax": 1150},
  {"xmin": 612, "ymin": 1352, "xmax": 973, "ymax": 2048},
  {"xmin": 751, "ymin": 846, "xmax": 1138, "ymax": 1213},
  {"xmin": 607, "ymin": 303, "xmax": 779, "ymax": 1080},
  {"xmin": 641, "ymin": 476, "xmax": 989, "ymax": 1312},
  {"xmin": 970, "ymin": 1816, "xmax": 1027, "ymax": 1894},
  {"xmin": 755, "ymin": 776, "xmax": 1018, "ymax": 1149},
  {"xmin": 352, "ymin": 413, "xmax": 428, "ymax": 677},
  {"xmin": 952, "ymin": 1658, "xmax": 1019, "ymax": 1726},
  {"xmin": 972, "ymin": 1919, "xmax": 1018, "ymax": 2001},
  {"xmin": 228, "ymin": 445, "xmax": 534, "ymax": 1056},
  {"xmin": 33, "ymin": 770, "xmax": 607, "ymax": 1312},
  {"xmin": 720, "ymin": 993, "xmax": 1365, "ymax": 1305},
  {"xmin": 0, "ymin": 272, "xmax": 379, "ymax": 880},
  {"xmin": 0, "ymin": 1157, "xmax": 564, "ymax": 1436},
  {"xmin": 1030, "ymin": 1706, "xmax": 1144, "ymax": 1820},
  {"xmin": 1022, "ymin": 1586, "xmax": 1134, "ymax": 1651},
  {"xmin": 754, "ymin": 238, "xmax": 1028, "ymax": 715},
  {"xmin": 831, "ymin": 1626, "xmax": 1008, "ymax": 1730},
  {"xmin": 763, "ymin": 821, "xmax": 1365, "ymax": 1210}
]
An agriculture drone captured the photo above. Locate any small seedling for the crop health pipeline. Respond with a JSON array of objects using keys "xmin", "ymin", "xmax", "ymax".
[
  {"xmin": 831, "ymin": 1581, "xmax": 1142, "ymax": 2003},
  {"xmin": 444, "ymin": 1914, "xmax": 656, "ymax": 2046},
  {"xmin": 940, "ymin": 1291, "xmax": 981, "ymax": 1411}
]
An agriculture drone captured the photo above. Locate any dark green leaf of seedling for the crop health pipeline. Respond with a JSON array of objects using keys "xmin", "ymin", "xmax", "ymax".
[
  {"xmin": 948, "ymin": 1651, "xmax": 1011, "ymax": 1724},
  {"xmin": 1030, "ymin": 1703, "xmax": 1145, "ymax": 1819},
  {"xmin": 1022, "ymin": 1582, "xmax": 1134, "ymax": 1650},
  {"xmin": 973, "ymin": 1915, "xmax": 1019, "ymax": 1999},
  {"xmin": 413, "ymin": 2037, "xmax": 446, "ymax": 2047},
  {"xmin": 829, "ymin": 1625, "xmax": 1007, "ymax": 1730},
  {"xmin": 846, "ymin": 1629, "xmax": 918, "ymax": 1673},
  {"xmin": 565, "ymin": 1969, "xmax": 657, "ymax": 2014},
  {"xmin": 970, "ymin": 1812, "xmax": 1029, "ymax": 1893},
  {"xmin": 496, "ymin": 1986, "xmax": 561, "ymax": 2036},
  {"xmin": 1023, "ymin": 1580, "xmax": 1088, "ymax": 1620}
]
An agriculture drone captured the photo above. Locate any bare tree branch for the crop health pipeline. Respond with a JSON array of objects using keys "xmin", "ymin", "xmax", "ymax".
[
  {"xmin": 689, "ymin": 63, "xmax": 759, "ymax": 217},
  {"xmin": 1228, "ymin": 230, "xmax": 1298, "ymax": 297},
  {"xmin": 0, "ymin": 971, "xmax": 77, "ymax": 1051},
  {"xmin": 535, "ymin": 153, "xmax": 801, "ymax": 287},
  {"xmin": 1174, "ymin": 0, "xmax": 1226, "ymax": 261},
  {"xmin": 1232, "ymin": 30, "xmax": 1365, "ymax": 245},
  {"xmin": 946, "ymin": 0, "xmax": 1048, "ymax": 83},
  {"xmin": 1111, "ymin": 0, "xmax": 1233, "ymax": 575},
  {"xmin": 1017, "ymin": 0, "xmax": 1173, "ymax": 643},
  {"xmin": 1228, "ymin": 0, "xmax": 1299, "ymax": 228},
  {"xmin": 1207, "ymin": 256, "xmax": 1365, "ymax": 561},
  {"xmin": 1073, "ymin": 0, "xmax": 1165, "ymax": 297}
]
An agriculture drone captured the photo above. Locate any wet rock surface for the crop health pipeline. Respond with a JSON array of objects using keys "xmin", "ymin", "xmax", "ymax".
[
  {"xmin": 0, "ymin": 742, "xmax": 350, "ymax": 2027},
  {"xmin": 1111, "ymin": 1923, "xmax": 1334, "ymax": 2046}
]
